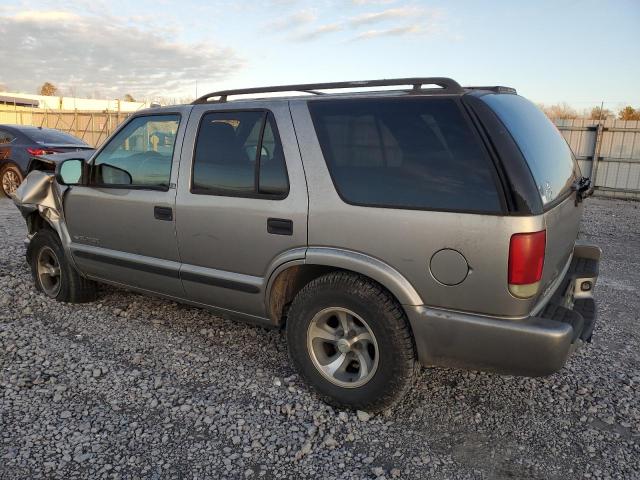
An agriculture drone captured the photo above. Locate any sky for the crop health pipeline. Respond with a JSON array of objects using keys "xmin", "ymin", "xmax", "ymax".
[{"xmin": 0, "ymin": 0, "xmax": 638, "ymax": 110}]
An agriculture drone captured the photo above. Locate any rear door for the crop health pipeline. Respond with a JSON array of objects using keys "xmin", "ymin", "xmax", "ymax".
[
  {"xmin": 175, "ymin": 101, "xmax": 308, "ymax": 319},
  {"xmin": 64, "ymin": 110, "xmax": 188, "ymax": 297},
  {"xmin": 481, "ymin": 93, "xmax": 583, "ymax": 292}
]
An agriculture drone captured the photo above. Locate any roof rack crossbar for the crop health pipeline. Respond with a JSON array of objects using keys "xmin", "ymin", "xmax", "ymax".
[{"xmin": 192, "ymin": 77, "xmax": 463, "ymax": 104}]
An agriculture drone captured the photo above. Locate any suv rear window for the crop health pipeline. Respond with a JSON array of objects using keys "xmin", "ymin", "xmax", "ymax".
[
  {"xmin": 25, "ymin": 128, "xmax": 88, "ymax": 146},
  {"xmin": 481, "ymin": 94, "xmax": 579, "ymax": 207},
  {"xmin": 308, "ymin": 98, "xmax": 502, "ymax": 213}
]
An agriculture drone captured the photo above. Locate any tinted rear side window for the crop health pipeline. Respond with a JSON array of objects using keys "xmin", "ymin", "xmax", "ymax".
[
  {"xmin": 25, "ymin": 128, "xmax": 88, "ymax": 145},
  {"xmin": 308, "ymin": 98, "xmax": 502, "ymax": 213},
  {"xmin": 482, "ymin": 94, "xmax": 579, "ymax": 207},
  {"xmin": 192, "ymin": 111, "xmax": 289, "ymax": 198}
]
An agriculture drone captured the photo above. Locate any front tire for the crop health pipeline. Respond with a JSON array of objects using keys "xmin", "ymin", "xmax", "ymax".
[
  {"xmin": 287, "ymin": 272, "xmax": 417, "ymax": 412},
  {"xmin": 28, "ymin": 228, "xmax": 98, "ymax": 303},
  {"xmin": 1, "ymin": 163, "xmax": 24, "ymax": 197}
]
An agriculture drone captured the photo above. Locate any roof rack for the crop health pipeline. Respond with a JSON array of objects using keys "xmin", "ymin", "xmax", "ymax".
[
  {"xmin": 192, "ymin": 77, "xmax": 463, "ymax": 104},
  {"xmin": 465, "ymin": 86, "xmax": 517, "ymax": 94}
]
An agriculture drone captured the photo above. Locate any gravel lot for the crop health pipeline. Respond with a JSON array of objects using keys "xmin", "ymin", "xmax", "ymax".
[{"xmin": 1, "ymin": 196, "xmax": 639, "ymax": 480}]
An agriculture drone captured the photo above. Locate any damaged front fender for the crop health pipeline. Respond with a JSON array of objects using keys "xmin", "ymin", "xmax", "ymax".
[{"xmin": 12, "ymin": 170, "xmax": 76, "ymax": 265}]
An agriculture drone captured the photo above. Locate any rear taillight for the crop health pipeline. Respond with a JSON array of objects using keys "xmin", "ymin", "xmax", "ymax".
[
  {"xmin": 508, "ymin": 230, "xmax": 546, "ymax": 298},
  {"xmin": 26, "ymin": 148, "xmax": 61, "ymax": 156}
]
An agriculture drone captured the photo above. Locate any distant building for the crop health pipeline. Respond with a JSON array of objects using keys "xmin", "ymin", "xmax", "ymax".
[
  {"xmin": 0, "ymin": 91, "xmax": 149, "ymax": 112},
  {"xmin": 0, "ymin": 94, "xmax": 39, "ymax": 108}
]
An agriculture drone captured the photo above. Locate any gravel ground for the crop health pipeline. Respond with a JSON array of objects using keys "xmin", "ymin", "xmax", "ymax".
[{"xmin": 1, "ymin": 196, "xmax": 639, "ymax": 480}]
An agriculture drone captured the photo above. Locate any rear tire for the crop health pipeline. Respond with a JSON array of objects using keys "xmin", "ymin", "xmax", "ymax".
[
  {"xmin": 287, "ymin": 271, "xmax": 417, "ymax": 412},
  {"xmin": 29, "ymin": 228, "xmax": 98, "ymax": 303},
  {"xmin": 1, "ymin": 163, "xmax": 23, "ymax": 197}
]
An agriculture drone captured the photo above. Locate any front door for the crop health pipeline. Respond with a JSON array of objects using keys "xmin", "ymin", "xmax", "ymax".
[
  {"xmin": 175, "ymin": 102, "xmax": 308, "ymax": 318},
  {"xmin": 64, "ymin": 112, "xmax": 187, "ymax": 297}
]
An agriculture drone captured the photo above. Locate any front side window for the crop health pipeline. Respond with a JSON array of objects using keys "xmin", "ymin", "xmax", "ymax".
[
  {"xmin": 191, "ymin": 111, "xmax": 289, "ymax": 198},
  {"xmin": 309, "ymin": 98, "xmax": 502, "ymax": 213},
  {"xmin": 91, "ymin": 114, "xmax": 180, "ymax": 188}
]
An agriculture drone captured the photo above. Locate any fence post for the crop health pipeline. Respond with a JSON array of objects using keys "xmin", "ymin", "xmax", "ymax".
[
  {"xmin": 91, "ymin": 113, "xmax": 95, "ymax": 147},
  {"xmin": 590, "ymin": 123, "xmax": 605, "ymax": 194}
]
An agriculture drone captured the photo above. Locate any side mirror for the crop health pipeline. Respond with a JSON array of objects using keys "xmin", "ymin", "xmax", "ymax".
[
  {"xmin": 55, "ymin": 158, "xmax": 85, "ymax": 186},
  {"xmin": 98, "ymin": 164, "xmax": 133, "ymax": 185}
]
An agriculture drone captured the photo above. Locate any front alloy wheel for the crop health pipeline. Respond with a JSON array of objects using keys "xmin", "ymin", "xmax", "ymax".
[
  {"xmin": 36, "ymin": 245, "xmax": 62, "ymax": 298},
  {"xmin": 28, "ymin": 229, "xmax": 98, "ymax": 303}
]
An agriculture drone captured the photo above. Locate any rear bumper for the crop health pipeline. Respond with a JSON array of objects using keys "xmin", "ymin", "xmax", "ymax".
[{"xmin": 406, "ymin": 243, "xmax": 600, "ymax": 376}]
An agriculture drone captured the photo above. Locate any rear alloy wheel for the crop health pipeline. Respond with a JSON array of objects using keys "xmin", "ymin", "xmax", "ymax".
[
  {"xmin": 1, "ymin": 164, "xmax": 23, "ymax": 197},
  {"xmin": 287, "ymin": 272, "xmax": 417, "ymax": 412},
  {"xmin": 307, "ymin": 307, "xmax": 379, "ymax": 388}
]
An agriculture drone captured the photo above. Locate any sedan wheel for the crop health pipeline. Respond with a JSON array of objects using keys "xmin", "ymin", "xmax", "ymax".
[{"xmin": 1, "ymin": 166, "xmax": 23, "ymax": 196}]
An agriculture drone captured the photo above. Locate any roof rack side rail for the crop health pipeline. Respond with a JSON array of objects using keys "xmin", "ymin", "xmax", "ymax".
[
  {"xmin": 192, "ymin": 77, "xmax": 463, "ymax": 104},
  {"xmin": 465, "ymin": 86, "xmax": 517, "ymax": 94}
]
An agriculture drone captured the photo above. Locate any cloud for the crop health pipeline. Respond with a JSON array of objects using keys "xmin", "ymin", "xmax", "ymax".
[
  {"xmin": 351, "ymin": 0, "xmax": 396, "ymax": 4},
  {"xmin": 350, "ymin": 24, "xmax": 423, "ymax": 41},
  {"xmin": 281, "ymin": 4, "xmax": 447, "ymax": 43},
  {"xmin": 265, "ymin": 9, "xmax": 317, "ymax": 31},
  {"xmin": 349, "ymin": 7, "xmax": 421, "ymax": 26},
  {"xmin": 291, "ymin": 22, "xmax": 343, "ymax": 41},
  {"xmin": 0, "ymin": 10, "xmax": 243, "ymax": 98}
]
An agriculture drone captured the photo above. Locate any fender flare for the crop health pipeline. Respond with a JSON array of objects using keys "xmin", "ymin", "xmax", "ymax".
[{"xmin": 264, "ymin": 246, "xmax": 424, "ymax": 312}]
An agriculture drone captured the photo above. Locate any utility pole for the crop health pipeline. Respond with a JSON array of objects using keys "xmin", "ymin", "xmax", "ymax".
[{"xmin": 598, "ymin": 100, "xmax": 604, "ymax": 124}]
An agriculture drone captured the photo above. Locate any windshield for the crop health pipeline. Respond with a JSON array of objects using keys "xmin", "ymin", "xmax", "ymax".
[{"xmin": 482, "ymin": 94, "xmax": 579, "ymax": 207}]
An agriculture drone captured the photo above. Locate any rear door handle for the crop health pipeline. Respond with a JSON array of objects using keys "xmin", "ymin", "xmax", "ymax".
[
  {"xmin": 154, "ymin": 206, "xmax": 173, "ymax": 221},
  {"xmin": 267, "ymin": 218, "xmax": 293, "ymax": 236}
]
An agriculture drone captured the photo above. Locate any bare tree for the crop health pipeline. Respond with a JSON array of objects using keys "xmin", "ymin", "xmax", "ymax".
[
  {"xmin": 39, "ymin": 82, "xmax": 59, "ymax": 96},
  {"xmin": 589, "ymin": 106, "xmax": 613, "ymax": 120},
  {"xmin": 539, "ymin": 102, "xmax": 578, "ymax": 119},
  {"xmin": 618, "ymin": 106, "xmax": 640, "ymax": 121}
]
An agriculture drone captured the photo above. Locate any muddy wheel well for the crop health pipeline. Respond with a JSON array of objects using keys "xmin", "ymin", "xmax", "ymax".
[
  {"xmin": 25, "ymin": 212, "xmax": 55, "ymax": 264},
  {"xmin": 268, "ymin": 264, "xmax": 405, "ymax": 327},
  {"xmin": 25, "ymin": 211, "xmax": 51, "ymax": 236}
]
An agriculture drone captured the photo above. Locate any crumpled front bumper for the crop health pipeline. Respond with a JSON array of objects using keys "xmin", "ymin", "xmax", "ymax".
[{"xmin": 406, "ymin": 243, "xmax": 601, "ymax": 377}]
